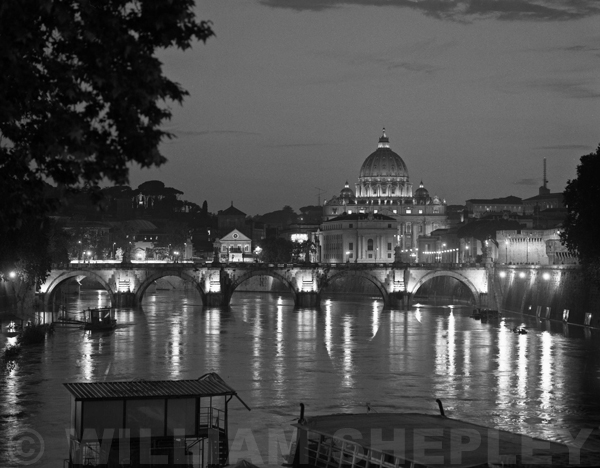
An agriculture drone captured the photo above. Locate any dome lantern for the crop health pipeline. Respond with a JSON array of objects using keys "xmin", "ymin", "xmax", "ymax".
[{"xmin": 378, "ymin": 128, "xmax": 390, "ymax": 148}]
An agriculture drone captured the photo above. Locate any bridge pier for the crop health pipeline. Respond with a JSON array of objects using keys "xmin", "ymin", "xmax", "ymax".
[
  {"xmin": 386, "ymin": 291, "xmax": 408, "ymax": 310},
  {"xmin": 114, "ymin": 291, "xmax": 135, "ymax": 307},
  {"xmin": 295, "ymin": 291, "xmax": 320, "ymax": 308},
  {"xmin": 203, "ymin": 292, "xmax": 226, "ymax": 307}
]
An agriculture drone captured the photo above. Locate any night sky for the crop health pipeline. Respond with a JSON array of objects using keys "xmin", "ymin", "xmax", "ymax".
[{"xmin": 128, "ymin": 0, "xmax": 600, "ymax": 216}]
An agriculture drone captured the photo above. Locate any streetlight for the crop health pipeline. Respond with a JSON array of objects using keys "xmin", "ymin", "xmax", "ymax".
[
  {"xmin": 173, "ymin": 251, "xmax": 180, "ymax": 263},
  {"xmin": 346, "ymin": 250, "xmax": 351, "ymax": 263},
  {"xmin": 113, "ymin": 242, "xmax": 116, "ymax": 260},
  {"xmin": 9, "ymin": 271, "xmax": 16, "ymax": 279},
  {"xmin": 442, "ymin": 243, "xmax": 446, "ymax": 263}
]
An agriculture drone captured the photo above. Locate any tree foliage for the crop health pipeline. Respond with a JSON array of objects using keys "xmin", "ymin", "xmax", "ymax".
[
  {"xmin": 456, "ymin": 217, "xmax": 522, "ymax": 244},
  {"xmin": 0, "ymin": 0, "xmax": 213, "ymax": 286},
  {"xmin": 257, "ymin": 238, "xmax": 294, "ymax": 263},
  {"xmin": 560, "ymin": 144, "xmax": 600, "ymax": 281}
]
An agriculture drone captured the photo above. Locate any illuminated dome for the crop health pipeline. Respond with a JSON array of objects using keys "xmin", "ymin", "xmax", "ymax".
[
  {"xmin": 359, "ymin": 129, "xmax": 409, "ymax": 180},
  {"xmin": 340, "ymin": 181, "xmax": 355, "ymax": 199},
  {"xmin": 415, "ymin": 181, "xmax": 429, "ymax": 198},
  {"xmin": 355, "ymin": 129, "xmax": 412, "ymax": 199}
]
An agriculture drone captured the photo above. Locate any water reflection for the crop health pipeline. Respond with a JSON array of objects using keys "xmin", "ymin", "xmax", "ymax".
[{"xmin": 2, "ymin": 291, "xmax": 600, "ymax": 468}]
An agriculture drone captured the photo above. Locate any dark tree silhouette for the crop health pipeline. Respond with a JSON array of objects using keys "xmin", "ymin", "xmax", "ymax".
[
  {"xmin": 560, "ymin": 144, "xmax": 600, "ymax": 282},
  {"xmin": 456, "ymin": 217, "xmax": 522, "ymax": 258},
  {"xmin": 0, "ymin": 0, "xmax": 213, "ymax": 285}
]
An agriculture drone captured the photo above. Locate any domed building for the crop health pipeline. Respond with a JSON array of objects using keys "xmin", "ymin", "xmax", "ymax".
[{"xmin": 320, "ymin": 129, "xmax": 448, "ymax": 263}]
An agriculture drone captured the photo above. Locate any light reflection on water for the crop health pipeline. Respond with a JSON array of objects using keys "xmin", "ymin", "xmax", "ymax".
[{"xmin": 1, "ymin": 289, "xmax": 600, "ymax": 467}]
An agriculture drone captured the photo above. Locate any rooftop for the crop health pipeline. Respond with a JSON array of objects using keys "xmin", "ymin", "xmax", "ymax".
[{"xmin": 64, "ymin": 372, "xmax": 244, "ymax": 402}]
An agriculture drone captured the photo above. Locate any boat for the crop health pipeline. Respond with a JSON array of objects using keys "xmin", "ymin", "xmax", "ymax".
[
  {"xmin": 470, "ymin": 308, "xmax": 482, "ymax": 320},
  {"xmin": 63, "ymin": 373, "xmax": 250, "ymax": 468},
  {"xmin": 286, "ymin": 400, "xmax": 600, "ymax": 467},
  {"xmin": 83, "ymin": 307, "xmax": 117, "ymax": 331},
  {"xmin": 5, "ymin": 320, "xmax": 23, "ymax": 337}
]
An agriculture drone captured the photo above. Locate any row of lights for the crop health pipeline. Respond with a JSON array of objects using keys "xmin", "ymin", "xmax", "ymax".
[
  {"xmin": 499, "ymin": 271, "xmax": 552, "ymax": 280},
  {"xmin": 422, "ymin": 248, "xmax": 459, "ymax": 255}
]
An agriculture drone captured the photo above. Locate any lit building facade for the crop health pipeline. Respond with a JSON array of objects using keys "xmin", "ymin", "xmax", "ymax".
[
  {"xmin": 321, "ymin": 130, "xmax": 449, "ymax": 262},
  {"xmin": 319, "ymin": 213, "xmax": 398, "ymax": 263},
  {"xmin": 214, "ymin": 229, "xmax": 252, "ymax": 263}
]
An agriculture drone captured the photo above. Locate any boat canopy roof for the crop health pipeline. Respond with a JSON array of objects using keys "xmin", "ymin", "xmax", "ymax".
[{"xmin": 64, "ymin": 372, "xmax": 249, "ymax": 408}]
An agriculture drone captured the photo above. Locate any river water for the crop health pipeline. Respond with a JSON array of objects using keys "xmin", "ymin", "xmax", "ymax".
[{"xmin": 1, "ymin": 288, "xmax": 600, "ymax": 467}]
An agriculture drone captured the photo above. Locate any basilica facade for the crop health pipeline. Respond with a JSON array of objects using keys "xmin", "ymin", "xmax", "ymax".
[{"xmin": 319, "ymin": 130, "xmax": 448, "ymax": 263}]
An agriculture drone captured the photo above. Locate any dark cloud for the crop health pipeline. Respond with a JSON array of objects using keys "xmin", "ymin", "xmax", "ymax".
[
  {"xmin": 527, "ymin": 79, "xmax": 600, "ymax": 99},
  {"xmin": 350, "ymin": 55, "xmax": 440, "ymax": 73},
  {"xmin": 259, "ymin": 0, "xmax": 600, "ymax": 21},
  {"xmin": 264, "ymin": 143, "xmax": 331, "ymax": 148},
  {"xmin": 173, "ymin": 130, "xmax": 261, "ymax": 136},
  {"xmin": 534, "ymin": 144, "xmax": 592, "ymax": 151},
  {"xmin": 514, "ymin": 178, "xmax": 539, "ymax": 186}
]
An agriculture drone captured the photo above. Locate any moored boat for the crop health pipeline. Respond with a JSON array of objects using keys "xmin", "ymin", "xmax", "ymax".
[
  {"xmin": 287, "ymin": 401, "xmax": 600, "ymax": 467},
  {"xmin": 5, "ymin": 320, "xmax": 23, "ymax": 337},
  {"xmin": 83, "ymin": 307, "xmax": 117, "ymax": 331}
]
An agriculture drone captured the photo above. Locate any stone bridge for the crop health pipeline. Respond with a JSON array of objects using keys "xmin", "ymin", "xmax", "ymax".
[{"xmin": 39, "ymin": 261, "xmax": 491, "ymax": 309}]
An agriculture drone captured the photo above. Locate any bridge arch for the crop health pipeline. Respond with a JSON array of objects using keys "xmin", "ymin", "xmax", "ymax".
[
  {"xmin": 229, "ymin": 269, "xmax": 297, "ymax": 301},
  {"xmin": 135, "ymin": 270, "xmax": 204, "ymax": 304},
  {"xmin": 43, "ymin": 270, "xmax": 116, "ymax": 308},
  {"xmin": 320, "ymin": 270, "xmax": 390, "ymax": 306},
  {"xmin": 409, "ymin": 270, "xmax": 481, "ymax": 306}
]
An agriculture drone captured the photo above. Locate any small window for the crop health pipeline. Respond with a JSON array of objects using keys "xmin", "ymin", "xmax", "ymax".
[
  {"xmin": 348, "ymin": 210, "xmax": 353, "ymax": 214},
  {"xmin": 367, "ymin": 239, "xmax": 374, "ymax": 251},
  {"xmin": 388, "ymin": 224, "xmax": 392, "ymax": 228},
  {"xmin": 368, "ymin": 254, "xmax": 373, "ymax": 258},
  {"xmin": 387, "ymin": 243, "xmax": 392, "ymax": 250},
  {"xmin": 349, "ymin": 242, "xmax": 354, "ymax": 250},
  {"xmin": 418, "ymin": 209, "xmax": 423, "ymax": 214},
  {"xmin": 388, "ymin": 253, "xmax": 392, "ymax": 258},
  {"xmin": 374, "ymin": 210, "xmax": 378, "ymax": 213},
  {"xmin": 406, "ymin": 209, "xmax": 412, "ymax": 214},
  {"xmin": 393, "ymin": 209, "xmax": 397, "ymax": 214},
  {"xmin": 349, "ymin": 224, "xmax": 353, "ymax": 228}
]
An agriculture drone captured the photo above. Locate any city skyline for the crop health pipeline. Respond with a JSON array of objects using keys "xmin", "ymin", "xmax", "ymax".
[{"xmin": 128, "ymin": 0, "xmax": 600, "ymax": 215}]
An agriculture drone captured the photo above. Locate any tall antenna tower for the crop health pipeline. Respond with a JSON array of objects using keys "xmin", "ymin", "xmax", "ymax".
[
  {"xmin": 314, "ymin": 187, "xmax": 327, "ymax": 206},
  {"xmin": 539, "ymin": 158, "xmax": 550, "ymax": 195}
]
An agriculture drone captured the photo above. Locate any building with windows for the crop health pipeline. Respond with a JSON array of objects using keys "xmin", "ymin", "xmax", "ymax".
[
  {"xmin": 214, "ymin": 229, "xmax": 252, "ymax": 263},
  {"xmin": 321, "ymin": 129, "xmax": 449, "ymax": 262},
  {"xmin": 318, "ymin": 213, "xmax": 398, "ymax": 263},
  {"xmin": 465, "ymin": 196, "xmax": 523, "ymax": 218}
]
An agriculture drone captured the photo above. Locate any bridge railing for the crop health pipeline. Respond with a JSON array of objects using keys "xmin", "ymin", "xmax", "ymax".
[{"xmin": 57, "ymin": 260, "xmax": 488, "ymax": 270}]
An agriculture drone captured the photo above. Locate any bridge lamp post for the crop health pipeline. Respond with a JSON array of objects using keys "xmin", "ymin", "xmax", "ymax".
[
  {"xmin": 174, "ymin": 251, "xmax": 180, "ymax": 263},
  {"xmin": 505, "ymin": 240, "xmax": 509, "ymax": 264},
  {"xmin": 442, "ymin": 243, "xmax": 446, "ymax": 263},
  {"xmin": 346, "ymin": 250, "xmax": 351, "ymax": 263},
  {"xmin": 112, "ymin": 242, "xmax": 116, "ymax": 260}
]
